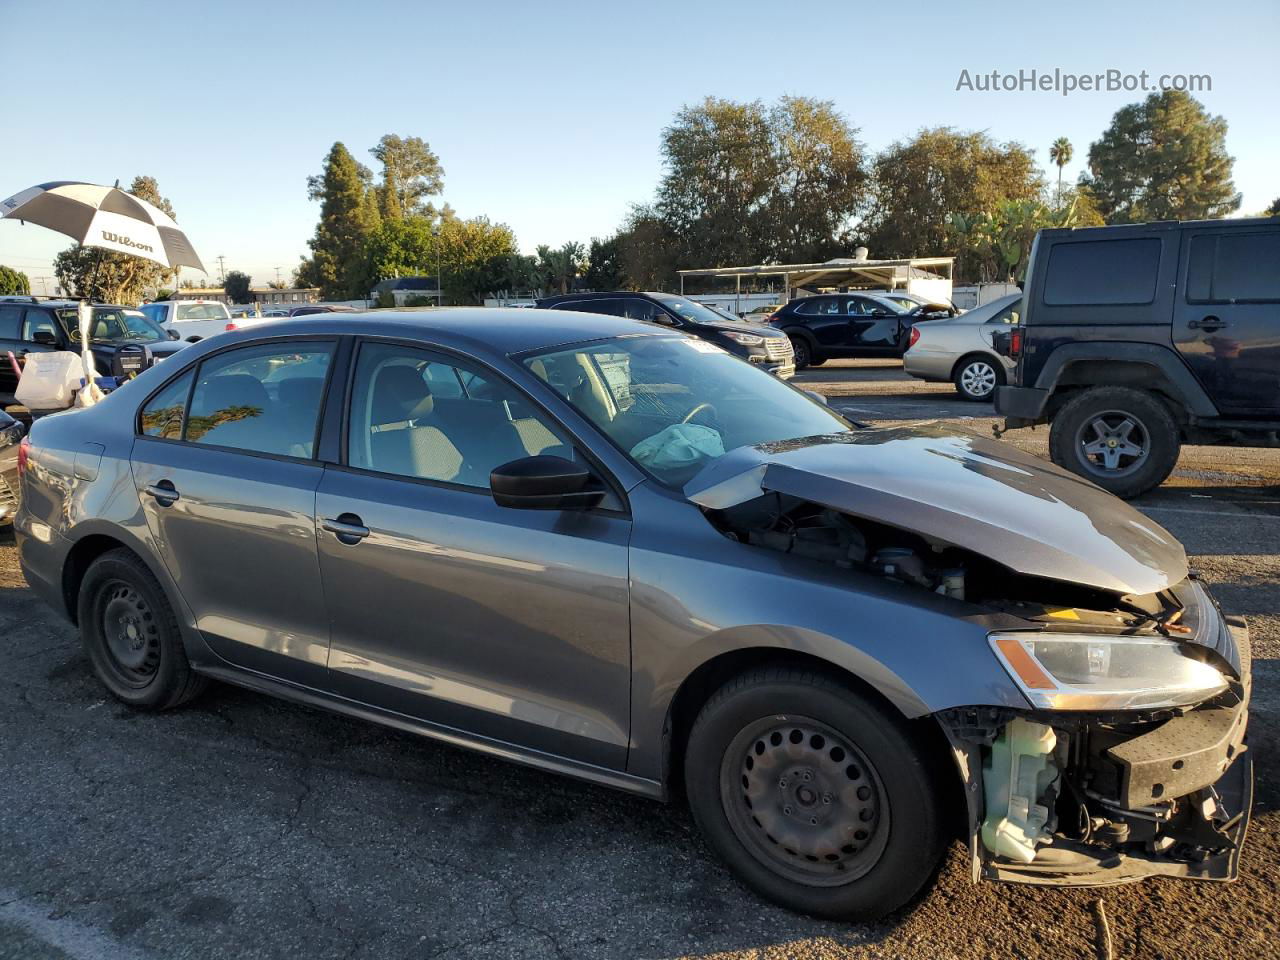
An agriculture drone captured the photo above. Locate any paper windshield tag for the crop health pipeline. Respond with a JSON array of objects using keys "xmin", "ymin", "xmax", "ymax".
[{"xmin": 682, "ymin": 339, "xmax": 727, "ymax": 354}]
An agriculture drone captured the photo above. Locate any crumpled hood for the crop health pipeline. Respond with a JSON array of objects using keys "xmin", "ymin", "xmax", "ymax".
[{"xmin": 684, "ymin": 426, "xmax": 1187, "ymax": 596}]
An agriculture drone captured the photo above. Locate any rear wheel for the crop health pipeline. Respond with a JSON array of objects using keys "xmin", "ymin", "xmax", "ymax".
[
  {"xmin": 78, "ymin": 548, "xmax": 208, "ymax": 709},
  {"xmin": 789, "ymin": 337, "xmax": 813, "ymax": 370},
  {"xmin": 1048, "ymin": 386, "xmax": 1181, "ymax": 498},
  {"xmin": 684, "ymin": 667, "xmax": 947, "ymax": 920},
  {"xmin": 953, "ymin": 355, "xmax": 1004, "ymax": 401}
]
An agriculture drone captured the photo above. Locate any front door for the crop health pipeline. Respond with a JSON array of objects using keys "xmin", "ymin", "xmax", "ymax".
[
  {"xmin": 1174, "ymin": 227, "xmax": 1280, "ymax": 416},
  {"xmin": 130, "ymin": 338, "xmax": 337, "ymax": 677},
  {"xmin": 845, "ymin": 297, "xmax": 905, "ymax": 352},
  {"xmin": 314, "ymin": 340, "xmax": 633, "ymax": 769}
]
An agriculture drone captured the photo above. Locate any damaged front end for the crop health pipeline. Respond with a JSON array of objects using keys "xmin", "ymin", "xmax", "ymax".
[{"xmin": 685, "ymin": 427, "xmax": 1253, "ymax": 887}]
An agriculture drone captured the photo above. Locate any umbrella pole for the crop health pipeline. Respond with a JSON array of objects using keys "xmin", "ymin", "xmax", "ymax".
[{"xmin": 77, "ymin": 246, "xmax": 106, "ymax": 407}]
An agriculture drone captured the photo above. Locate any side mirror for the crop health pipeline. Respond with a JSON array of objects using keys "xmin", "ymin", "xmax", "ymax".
[
  {"xmin": 490, "ymin": 455, "xmax": 604, "ymax": 511},
  {"xmin": 168, "ymin": 329, "xmax": 180, "ymax": 340},
  {"xmin": 31, "ymin": 330, "xmax": 58, "ymax": 346}
]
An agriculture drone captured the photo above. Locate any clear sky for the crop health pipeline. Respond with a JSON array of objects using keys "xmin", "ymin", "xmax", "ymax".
[{"xmin": 2, "ymin": 0, "xmax": 1277, "ymax": 293}]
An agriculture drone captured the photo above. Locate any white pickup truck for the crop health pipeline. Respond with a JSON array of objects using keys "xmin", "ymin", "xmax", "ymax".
[{"xmin": 139, "ymin": 299, "xmax": 270, "ymax": 342}]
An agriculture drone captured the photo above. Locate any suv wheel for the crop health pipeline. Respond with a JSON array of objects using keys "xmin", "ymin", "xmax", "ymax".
[
  {"xmin": 789, "ymin": 337, "xmax": 813, "ymax": 370},
  {"xmin": 1049, "ymin": 386, "xmax": 1181, "ymax": 499},
  {"xmin": 953, "ymin": 355, "xmax": 1004, "ymax": 401},
  {"xmin": 684, "ymin": 668, "xmax": 946, "ymax": 920}
]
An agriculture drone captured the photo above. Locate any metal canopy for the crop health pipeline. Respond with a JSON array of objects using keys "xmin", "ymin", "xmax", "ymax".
[{"xmin": 677, "ymin": 256, "xmax": 954, "ymax": 298}]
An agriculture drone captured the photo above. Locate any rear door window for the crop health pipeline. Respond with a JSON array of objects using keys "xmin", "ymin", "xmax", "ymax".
[
  {"xmin": 139, "ymin": 369, "xmax": 195, "ymax": 439},
  {"xmin": 1043, "ymin": 238, "xmax": 1162, "ymax": 306},
  {"xmin": 1186, "ymin": 232, "xmax": 1280, "ymax": 303}
]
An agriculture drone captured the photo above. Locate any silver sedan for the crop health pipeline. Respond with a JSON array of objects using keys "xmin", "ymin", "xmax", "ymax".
[{"xmin": 902, "ymin": 293, "xmax": 1022, "ymax": 401}]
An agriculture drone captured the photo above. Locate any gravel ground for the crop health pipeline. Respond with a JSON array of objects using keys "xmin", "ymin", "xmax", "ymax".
[{"xmin": 0, "ymin": 360, "xmax": 1277, "ymax": 960}]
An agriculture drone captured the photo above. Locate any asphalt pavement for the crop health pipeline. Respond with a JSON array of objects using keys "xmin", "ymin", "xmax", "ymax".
[{"xmin": 1, "ymin": 359, "xmax": 1277, "ymax": 960}]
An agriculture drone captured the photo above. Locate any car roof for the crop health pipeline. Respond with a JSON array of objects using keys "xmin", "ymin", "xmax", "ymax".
[{"xmin": 237, "ymin": 307, "xmax": 670, "ymax": 355}]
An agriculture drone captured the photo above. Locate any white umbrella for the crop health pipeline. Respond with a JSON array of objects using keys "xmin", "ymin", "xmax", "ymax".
[{"xmin": 1, "ymin": 181, "xmax": 206, "ymax": 405}]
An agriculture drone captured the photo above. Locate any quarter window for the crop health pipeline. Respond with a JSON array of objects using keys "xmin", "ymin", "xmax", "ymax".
[
  {"xmin": 348, "ymin": 342, "xmax": 573, "ymax": 487},
  {"xmin": 1186, "ymin": 233, "xmax": 1280, "ymax": 303},
  {"xmin": 139, "ymin": 370, "xmax": 194, "ymax": 440},
  {"xmin": 0, "ymin": 305, "xmax": 21, "ymax": 339},
  {"xmin": 1043, "ymin": 238, "xmax": 1162, "ymax": 306},
  {"xmin": 186, "ymin": 342, "xmax": 333, "ymax": 457}
]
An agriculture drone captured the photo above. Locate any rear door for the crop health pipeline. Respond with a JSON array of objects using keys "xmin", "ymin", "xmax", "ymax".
[
  {"xmin": 796, "ymin": 297, "xmax": 850, "ymax": 349},
  {"xmin": 1174, "ymin": 226, "xmax": 1280, "ymax": 415},
  {"xmin": 130, "ymin": 337, "xmax": 339, "ymax": 679},
  {"xmin": 313, "ymin": 339, "xmax": 633, "ymax": 768}
]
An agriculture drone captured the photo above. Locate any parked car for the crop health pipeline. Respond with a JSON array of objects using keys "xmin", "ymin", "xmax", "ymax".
[
  {"xmin": 139, "ymin": 299, "xmax": 265, "ymax": 342},
  {"xmin": 874, "ymin": 291, "xmax": 960, "ymax": 318},
  {"xmin": 742, "ymin": 303, "xmax": 783, "ymax": 323},
  {"xmin": 0, "ymin": 298, "xmax": 187, "ymax": 406},
  {"xmin": 288, "ymin": 304, "xmax": 358, "ymax": 317},
  {"xmin": 766, "ymin": 293, "xmax": 918, "ymax": 368},
  {"xmin": 536, "ymin": 291, "xmax": 794, "ymax": 378},
  {"xmin": 995, "ymin": 216, "xmax": 1280, "ymax": 498},
  {"xmin": 0, "ymin": 408, "xmax": 24, "ymax": 525},
  {"xmin": 17, "ymin": 309, "xmax": 1251, "ymax": 920},
  {"xmin": 903, "ymin": 293, "xmax": 1022, "ymax": 400}
]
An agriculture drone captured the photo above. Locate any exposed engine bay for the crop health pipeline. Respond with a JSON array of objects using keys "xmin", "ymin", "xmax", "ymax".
[{"xmin": 704, "ymin": 490, "xmax": 1252, "ymax": 883}]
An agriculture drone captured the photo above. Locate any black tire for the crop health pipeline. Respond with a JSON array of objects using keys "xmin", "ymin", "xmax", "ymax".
[
  {"xmin": 77, "ymin": 548, "xmax": 208, "ymax": 709},
  {"xmin": 684, "ymin": 667, "xmax": 947, "ymax": 920},
  {"xmin": 789, "ymin": 337, "xmax": 813, "ymax": 370},
  {"xmin": 952, "ymin": 354, "xmax": 1005, "ymax": 402},
  {"xmin": 1048, "ymin": 386, "xmax": 1181, "ymax": 499}
]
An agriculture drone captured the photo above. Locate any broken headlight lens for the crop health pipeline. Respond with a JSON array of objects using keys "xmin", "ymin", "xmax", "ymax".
[{"xmin": 989, "ymin": 631, "xmax": 1228, "ymax": 710}]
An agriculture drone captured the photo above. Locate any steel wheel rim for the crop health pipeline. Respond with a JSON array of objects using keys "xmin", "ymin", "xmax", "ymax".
[
  {"xmin": 98, "ymin": 580, "xmax": 161, "ymax": 686},
  {"xmin": 1075, "ymin": 409, "xmax": 1150, "ymax": 477},
  {"xmin": 960, "ymin": 361, "xmax": 997, "ymax": 397},
  {"xmin": 719, "ymin": 716, "xmax": 889, "ymax": 887},
  {"xmin": 791, "ymin": 339, "xmax": 809, "ymax": 366}
]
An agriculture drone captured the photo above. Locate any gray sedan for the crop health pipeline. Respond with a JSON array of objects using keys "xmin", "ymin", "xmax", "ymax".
[
  {"xmin": 903, "ymin": 293, "xmax": 1022, "ymax": 400},
  {"xmin": 15, "ymin": 310, "xmax": 1251, "ymax": 920}
]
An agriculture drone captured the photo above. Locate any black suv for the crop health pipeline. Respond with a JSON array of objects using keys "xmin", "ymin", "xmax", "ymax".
[
  {"xmin": 535, "ymin": 292, "xmax": 795, "ymax": 378},
  {"xmin": 0, "ymin": 298, "xmax": 186, "ymax": 407},
  {"xmin": 766, "ymin": 293, "xmax": 945, "ymax": 368},
  {"xmin": 996, "ymin": 217, "xmax": 1280, "ymax": 498}
]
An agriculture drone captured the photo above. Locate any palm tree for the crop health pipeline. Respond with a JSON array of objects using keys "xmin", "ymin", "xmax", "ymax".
[{"xmin": 1049, "ymin": 137, "xmax": 1073, "ymax": 207}]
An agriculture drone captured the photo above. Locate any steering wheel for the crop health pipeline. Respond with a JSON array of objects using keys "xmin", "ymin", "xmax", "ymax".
[{"xmin": 681, "ymin": 402, "xmax": 718, "ymax": 426}]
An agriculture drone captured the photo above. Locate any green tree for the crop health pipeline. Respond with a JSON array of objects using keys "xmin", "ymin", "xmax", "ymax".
[
  {"xmin": 1048, "ymin": 137, "xmax": 1073, "ymax": 206},
  {"xmin": 616, "ymin": 205, "xmax": 679, "ymax": 289},
  {"xmin": 0, "ymin": 265, "xmax": 30, "ymax": 296},
  {"xmin": 223, "ymin": 270, "xmax": 252, "ymax": 303},
  {"xmin": 1080, "ymin": 90, "xmax": 1240, "ymax": 223},
  {"xmin": 949, "ymin": 198, "xmax": 1085, "ymax": 283},
  {"xmin": 53, "ymin": 176, "xmax": 181, "ymax": 303},
  {"xmin": 583, "ymin": 235, "xmax": 624, "ymax": 290},
  {"xmin": 654, "ymin": 96, "xmax": 869, "ymax": 268},
  {"xmin": 535, "ymin": 242, "xmax": 584, "ymax": 295},
  {"xmin": 436, "ymin": 216, "xmax": 519, "ymax": 304},
  {"xmin": 363, "ymin": 215, "xmax": 437, "ymax": 284},
  {"xmin": 304, "ymin": 142, "xmax": 381, "ymax": 299},
  {"xmin": 1266, "ymin": 197, "xmax": 1280, "ymax": 216},
  {"xmin": 864, "ymin": 128, "xmax": 1043, "ymax": 278},
  {"xmin": 371, "ymin": 134, "xmax": 445, "ymax": 220}
]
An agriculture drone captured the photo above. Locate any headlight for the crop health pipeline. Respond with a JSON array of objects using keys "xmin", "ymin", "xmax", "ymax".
[
  {"xmin": 721, "ymin": 331, "xmax": 765, "ymax": 346},
  {"xmin": 990, "ymin": 631, "xmax": 1228, "ymax": 710}
]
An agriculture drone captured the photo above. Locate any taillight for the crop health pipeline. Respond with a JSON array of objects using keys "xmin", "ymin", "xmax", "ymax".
[
  {"xmin": 225, "ymin": 322, "xmax": 238, "ymax": 332},
  {"xmin": 1008, "ymin": 328, "xmax": 1023, "ymax": 358},
  {"xmin": 908, "ymin": 326, "xmax": 921, "ymax": 348},
  {"xmin": 17, "ymin": 435, "xmax": 30, "ymax": 477}
]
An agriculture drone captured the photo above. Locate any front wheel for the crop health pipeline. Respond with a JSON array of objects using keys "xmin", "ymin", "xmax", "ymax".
[
  {"xmin": 684, "ymin": 668, "xmax": 947, "ymax": 920},
  {"xmin": 1048, "ymin": 386, "xmax": 1181, "ymax": 499}
]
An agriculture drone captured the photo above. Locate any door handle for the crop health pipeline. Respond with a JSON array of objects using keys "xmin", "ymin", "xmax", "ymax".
[
  {"xmin": 144, "ymin": 480, "xmax": 180, "ymax": 506},
  {"xmin": 1188, "ymin": 315, "xmax": 1227, "ymax": 331},
  {"xmin": 322, "ymin": 514, "xmax": 370, "ymax": 544}
]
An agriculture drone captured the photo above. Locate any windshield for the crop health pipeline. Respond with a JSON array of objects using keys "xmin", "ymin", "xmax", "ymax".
[
  {"xmin": 58, "ymin": 308, "xmax": 166, "ymax": 344},
  {"xmin": 524, "ymin": 335, "xmax": 851, "ymax": 486},
  {"xmin": 651, "ymin": 294, "xmax": 735, "ymax": 326},
  {"xmin": 176, "ymin": 303, "xmax": 231, "ymax": 321}
]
